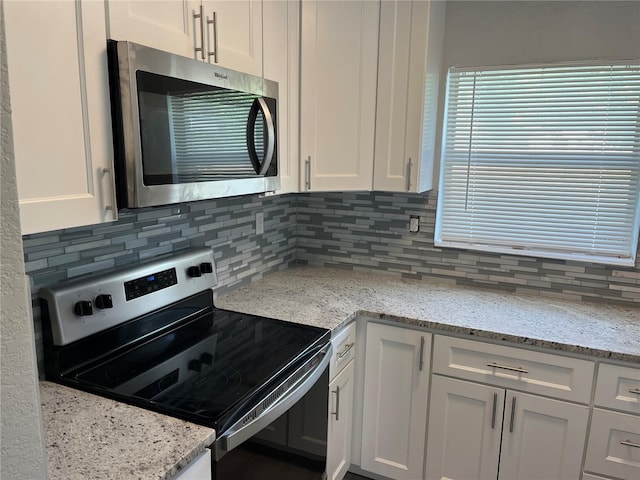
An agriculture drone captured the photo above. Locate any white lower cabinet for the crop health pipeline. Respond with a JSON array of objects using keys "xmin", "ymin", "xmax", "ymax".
[
  {"xmin": 426, "ymin": 376, "xmax": 503, "ymax": 480},
  {"xmin": 427, "ymin": 375, "xmax": 590, "ymax": 480},
  {"xmin": 360, "ymin": 323, "xmax": 431, "ymax": 479},
  {"xmin": 174, "ymin": 449, "xmax": 212, "ymax": 480},
  {"xmin": 585, "ymin": 408, "xmax": 640, "ymax": 479},
  {"xmin": 327, "ymin": 360, "xmax": 355, "ymax": 480}
]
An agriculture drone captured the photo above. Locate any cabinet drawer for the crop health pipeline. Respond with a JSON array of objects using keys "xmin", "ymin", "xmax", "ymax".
[
  {"xmin": 594, "ymin": 363, "xmax": 640, "ymax": 414},
  {"xmin": 585, "ymin": 408, "xmax": 640, "ymax": 479},
  {"xmin": 432, "ymin": 335, "xmax": 594, "ymax": 403},
  {"xmin": 330, "ymin": 323, "xmax": 356, "ymax": 380}
]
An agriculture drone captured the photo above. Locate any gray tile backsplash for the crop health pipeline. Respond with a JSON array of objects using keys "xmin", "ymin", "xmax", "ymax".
[
  {"xmin": 24, "ymin": 190, "xmax": 639, "ymax": 376},
  {"xmin": 295, "ymin": 191, "xmax": 640, "ymax": 305}
]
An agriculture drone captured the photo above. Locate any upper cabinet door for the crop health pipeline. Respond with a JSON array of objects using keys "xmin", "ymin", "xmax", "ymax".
[
  {"xmin": 107, "ymin": 0, "xmax": 197, "ymax": 59},
  {"xmin": 203, "ymin": 0, "xmax": 263, "ymax": 76},
  {"xmin": 263, "ymin": 0, "xmax": 299, "ymax": 194},
  {"xmin": 5, "ymin": 0, "xmax": 117, "ymax": 235},
  {"xmin": 300, "ymin": 0, "xmax": 379, "ymax": 192},
  {"xmin": 374, "ymin": 0, "xmax": 445, "ymax": 193}
]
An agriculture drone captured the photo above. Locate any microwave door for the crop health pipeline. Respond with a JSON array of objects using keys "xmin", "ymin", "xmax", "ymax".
[{"xmin": 246, "ymin": 98, "xmax": 275, "ymax": 176}]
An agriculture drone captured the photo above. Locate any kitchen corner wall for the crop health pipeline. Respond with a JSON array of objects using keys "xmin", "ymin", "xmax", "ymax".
[
  {"xmin": 23, "ymin": 193, "xmax": 297, "ymax": 375},
  {"xmin": 296, "ymin": 191, "xmax": 640, "ymax": 306}
]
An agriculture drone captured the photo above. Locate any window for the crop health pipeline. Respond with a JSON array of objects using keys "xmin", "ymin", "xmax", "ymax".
[{"xmin": 436, "ymin": 62, "xmax": 640, "ymax": 266}]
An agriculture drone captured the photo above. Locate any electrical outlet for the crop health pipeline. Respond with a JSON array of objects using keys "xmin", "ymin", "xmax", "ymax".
[
  {"xmin": 409, "ymin": 216, "xmax": 420, "ymax": 233},
  {"xmin": 256, "ymin": 212, "xmax": 264, "ymax": 235}
]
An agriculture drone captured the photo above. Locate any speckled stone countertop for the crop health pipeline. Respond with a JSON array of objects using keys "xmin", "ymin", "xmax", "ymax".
[
  {"xmin": 40, "ymin": 381, "xmax": 215, "ymax": 480},
  {"xmin": 216, "ymin": 266, "xmax": 640, "ymax": 364}
]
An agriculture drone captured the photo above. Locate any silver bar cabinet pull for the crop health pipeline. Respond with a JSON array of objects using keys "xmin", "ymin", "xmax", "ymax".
[
  {"xmin": 194, "ymin": 5, "xmax": 205, "ymax": 60},
  {"xmin": 207, "ymin": 11, "xmax": 218, "ymax": 62},
  {"xmin": 406, "ymin": 158, "xmax": 413, "ymax": 191},
  {"xmin": 509, "ymin": 396, "xmax": 516, "ymax": 433},
  {"xmin": 629, "ymin": 388, "xmax": 640, "ymax": 395},
  {"xmin": 419, "ymin": 336, "xmax": 425, "ymax": 371},
  {"xmin": 331, "ymin": 386, "xmax": 340, "ymax": 421},
  {"xmin": 337, "ymin": 342, "xmax": 354, "ymax": 359},
  {"xmin": 487, "ymin": 362, "xmax": 528, "ymax": 374},
  {"xmin": 491, "ymin": 393, "xmax": 497, "ymax": 429},
  {"xmin": 102, "ymin": 168, "xmax": 117, "ymax": 219},
  {"xmin": 621, "ymin": 439, "xmax": 640, "ymax": 448},
  {"xmin": 305, "ymin": 156, "xmax": 311, "ymax": 190}
]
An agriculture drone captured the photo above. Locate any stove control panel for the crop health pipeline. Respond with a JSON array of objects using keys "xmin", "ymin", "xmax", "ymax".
[
  {"xmin": 40, "ymin": 247, "xmax": 218, "ymax": 346},
  {"xmin": 125, "ymin": 268, "xmax": 178, "ymax": 301}
]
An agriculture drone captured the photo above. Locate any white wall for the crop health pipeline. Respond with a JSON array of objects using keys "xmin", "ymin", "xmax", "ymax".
[
  {"xmin": 1, "ymin": 1, "xmax": 48, "ymax": 478},
  {"xmin": 433, "ymin": 0, "xmax": 640, "ymax": 183}
]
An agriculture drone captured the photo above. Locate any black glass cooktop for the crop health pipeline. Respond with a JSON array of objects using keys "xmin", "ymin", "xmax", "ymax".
[{"xmin": 57, "ymin": 291, "xmax": 329, "ymax": 432}]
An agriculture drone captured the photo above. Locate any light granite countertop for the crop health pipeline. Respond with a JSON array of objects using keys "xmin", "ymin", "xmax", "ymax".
[
  {"xmin": 216, "ymin": 266, "xmax": 640, "ymax": 364},
  {"xmin": 40, "ymin": 382, "xmax": 215, "ymax": 480}
]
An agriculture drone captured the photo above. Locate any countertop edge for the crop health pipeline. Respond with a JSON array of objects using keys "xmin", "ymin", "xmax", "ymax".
[{"xmin": 355, "ymin": 310, "xmax": 640, "ymax": 364}]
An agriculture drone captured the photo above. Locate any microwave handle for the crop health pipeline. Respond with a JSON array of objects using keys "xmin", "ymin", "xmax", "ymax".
[{"xmin": 247, "ymin": 97, "xmax": 275, "ymax": 176}]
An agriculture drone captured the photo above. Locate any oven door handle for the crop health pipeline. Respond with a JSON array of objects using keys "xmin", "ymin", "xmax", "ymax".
[{"xmin": 214, "ymin": 343, "xmax": 332, "ymax": 461}]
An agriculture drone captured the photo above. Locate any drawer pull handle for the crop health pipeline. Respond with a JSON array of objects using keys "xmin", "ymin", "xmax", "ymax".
[
  {"xmin": 621, "ymin": 439, "xmax": 640, "ymax": 448},
  {"xmin": 491, "ymin": 393, "xmax": 497, "ymax": 429},
  {"xmin": 331, "ymin": 386, "xmax": 340, "ymax": 421},
  {"xmin": 337, "ymin": 342, "xmax": 354, "ymax": 359},
  {"xmin": 419, "ymin": 336, "xmax": 425, "ymax": 371},
  {"xmin": 509, "ymin": 396, "xmax": 516, "ymax": 433},
  {"xmin": 487, "ymin": 362, "xmax": 528, "ymax": 374},
  {"xmin": 629, "ymin": 388, "xmax": 640, "ymax": 395}
]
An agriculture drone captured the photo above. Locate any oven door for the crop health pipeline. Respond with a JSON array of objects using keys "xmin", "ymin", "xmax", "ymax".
[{"xmin": 213, "ymin": 347, "xmax": 331, "ymax": 480}]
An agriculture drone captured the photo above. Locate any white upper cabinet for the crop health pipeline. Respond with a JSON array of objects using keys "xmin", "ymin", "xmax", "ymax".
[
  {"xmin": 263, "ymin": 0, "xmax": 299, "ymax": 194},
  {"xmin": 205, "ymin": 0, "xmax": 262, "ymax": 76},
  {"xmin": 374, "ymin": 0, "xmax": 445, "ymax": 192},
  {"xmin": 5, "ymin": 0, "xmax": 117, "ymax": 235},
  {"xmin": 107, "ymin": 0, "xmax": 262, "ymax": 75},
  {"xmin": 300, "ymin": 0, "xmax": 379, "ymax": 192},
  {"xmin": 106, "ymin": 0, "xmax": 195, "ymax": 58}
]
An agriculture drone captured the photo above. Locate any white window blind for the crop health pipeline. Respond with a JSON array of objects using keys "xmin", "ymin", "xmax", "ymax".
[{"xmin": 435, "ymin": 62, "xmax": 640, "ymax": 266}]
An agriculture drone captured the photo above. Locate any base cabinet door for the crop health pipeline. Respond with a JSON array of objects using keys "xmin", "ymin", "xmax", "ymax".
[
  {"xmin": 360, "ymin": 323, "xmax": 430, "ymax": 479},
  {"xmin": 327, "ymin": 360, "xmax": 355, "ymax": 480},
  {"xmin": 425, "ymin": 376, "xmax": 503, "ymax": 480},
  {"xmin": 499, "ymin": 392, "xmax": 589, "ymax": 480},
  {"xmin": 427, "ymin": 376, "xmax": 589, "ymax": 480}
]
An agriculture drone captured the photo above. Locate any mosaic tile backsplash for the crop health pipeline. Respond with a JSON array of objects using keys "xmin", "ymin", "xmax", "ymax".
[
  {"xmin": 296, "ymin": 191, "xmax": 640, "ymax": 305},
  {"xmin": 23, "ymin": 190, "xmax": 640, "ymax": 375}
]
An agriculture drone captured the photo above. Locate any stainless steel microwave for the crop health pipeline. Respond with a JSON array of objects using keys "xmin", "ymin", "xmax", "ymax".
[{"xmin": 107, "ymin": 40, "xmax": 279, "ymax": 209}]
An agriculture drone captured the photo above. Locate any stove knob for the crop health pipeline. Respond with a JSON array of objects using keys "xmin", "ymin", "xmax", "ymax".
[
  {"xmin": 73, "ymin": 300, "xmax": 93, "ymax": 317},
  {"xmin": 200, "ymin": 262, "xmax": 213, "ymax": 274},
  {"xmin": 200, "ymin": 352, "xmax": 214, "ymax": 365},
  {"xmin": 95, "ymin": 294, "xmax": 113, "ymax": 310},
  {"xmin": 188, "ymin": 359, "xmax": 203, "ymax": 372},
  {"xmin": 187, "ymin": 266, "xmax": 202, "ymax": 278}
]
